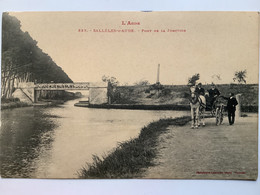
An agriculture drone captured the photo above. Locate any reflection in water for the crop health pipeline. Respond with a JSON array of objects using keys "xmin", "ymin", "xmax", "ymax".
[
  {"xmin": 1, "ymin": 99, "xmax": 188, "ymax": 178},
  {"xmin": 0, "ymin": 107, "xmax": 57, "ymax": 178}
]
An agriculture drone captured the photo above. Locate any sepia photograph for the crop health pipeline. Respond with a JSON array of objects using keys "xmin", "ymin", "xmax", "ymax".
[{"xmin": 0, "ymin": 11, "xmax": 258, "ymax": 180}]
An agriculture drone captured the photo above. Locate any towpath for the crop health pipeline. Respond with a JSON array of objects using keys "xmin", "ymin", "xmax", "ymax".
[{"xmin": 144, "ymin": 114, "xmax": 258, "ymax": 180}]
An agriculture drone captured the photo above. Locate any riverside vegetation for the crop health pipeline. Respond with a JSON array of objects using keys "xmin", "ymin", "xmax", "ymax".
[
  {"xmin": 2, "ymin": 13, "xmax": 72, "ymax": 99},
  {"xmin": 2, "ymin": 13, "xmax": 74, "ymax": 108},
  {"xmin": 110, "ymin": 84, "xmax": 258, "ymax": 112},
  {"xmin": 78, "ymin": 116, "xmax": 191, "ymax": 179},
  {"xmin": 1, "ymin": 91, "xmax": 82, "ymax": 110},
  {"xmin": 1, "ymin": 97, "xmax": 30, "ymax": 110}
]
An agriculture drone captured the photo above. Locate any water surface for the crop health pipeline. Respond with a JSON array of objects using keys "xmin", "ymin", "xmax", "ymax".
[{"xmin": 0, "ymin": 99, "xmax": 188, "ymax": 178}]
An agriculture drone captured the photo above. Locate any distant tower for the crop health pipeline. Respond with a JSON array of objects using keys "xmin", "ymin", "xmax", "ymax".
[{"xmin": 156, "ymin": 64, "xmax": 160, "ymax": 84}]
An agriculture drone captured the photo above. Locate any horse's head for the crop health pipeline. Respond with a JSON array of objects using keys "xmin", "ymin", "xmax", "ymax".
[
  {"xmin": 190, "ymin": 86, "xmax": 196, "ymax": 93},
  {"xmin": 190, "ymin": 86, "xmax": 197, "ymax": 98},
  {"xmin": 189, "ymin": 86, "xmax": 199, "ymax": 104}
]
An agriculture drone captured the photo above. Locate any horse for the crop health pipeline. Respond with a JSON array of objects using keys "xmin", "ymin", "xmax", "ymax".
[{"xmin": 189, "ymin": 87, "xmax": 206, "ymax": 128}]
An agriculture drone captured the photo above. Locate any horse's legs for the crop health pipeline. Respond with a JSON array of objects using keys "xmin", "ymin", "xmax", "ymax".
[
  {"xmin": 198, "ymin": 109, "xmax": 201, "ymax": 127},
  {"xmin": 202, "ymin": 108, "xmax": 205, "ymax": 126},
  {"xmin": 191, "ymin": 106, "xmax": 194, "ymax": 128},
  {"xmin": 195, "ymin": 107, "xmax": 199, "ymax": 128}
]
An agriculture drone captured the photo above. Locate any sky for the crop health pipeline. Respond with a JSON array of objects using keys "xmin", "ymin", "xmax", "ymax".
[{"xmin": 10, "ymin": 11, "xmax": 259, "ymax": 85}]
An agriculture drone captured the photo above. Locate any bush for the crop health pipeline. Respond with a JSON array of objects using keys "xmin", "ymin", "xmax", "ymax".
[
  {"xmin": 241, "ymin": 106, "xmax": 258, "ymax": 113},
  {"xmin": 150, "ymin": 83, "xmax": 164, "ymax": 91},
  {"xmin": 1, "ymin": 97, "xmax": 20, "ymax": 103},
  {"xmin": 160, "ymin": 88, "xmax": 172, "ymax": 96},
  {"xmin": 145, "ymin": 89, "xmax": 150, "ymax": 93}
]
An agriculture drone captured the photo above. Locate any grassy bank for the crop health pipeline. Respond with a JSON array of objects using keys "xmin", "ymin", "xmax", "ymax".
[
  {"xmin": 111, "ymin": 84, "xmax": 258, "ymax": 111},
  {"xmin": 1, "ymin": 101, "xmax": 32, "ymax": 110},
  {"xmin": 1, "ymin": 94, "xmax": 81, "ymax": 110},
  {"xmin": 78, "ymin": 116, "xmax": 191, "ymax": 179},
  {"xmin": 1, "ymin": 98, "xmax": 32, "ymax": 110},
  {"xmin": 88, "ymin": 104, "xmax": 258, "ymax": 112},
  {"xmin": 1, "ymin": 99, "xmax": 66, "ymax": 110},
  {"xmin": 88, "ymin": 104, "xmax": 190, "ymax": 111}
]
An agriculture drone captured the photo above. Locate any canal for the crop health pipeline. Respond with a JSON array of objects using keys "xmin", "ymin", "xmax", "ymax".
[{"xmin": 0, "ymin": 99, "xmax": 188, "ymax": 178}]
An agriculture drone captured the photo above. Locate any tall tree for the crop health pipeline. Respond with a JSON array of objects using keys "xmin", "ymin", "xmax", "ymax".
[
  {"xmin": 233, "ymin": 70, "xmax": 247, "ymax": 84},
  {"xmin": 188, "ymin": 73, "xmax": 200, "ymax": 86},
  {"xmin": 134, "ymin": 79, "xmax": 150, "ymax": 86},
  {"xmin": 102, "ymin": 75, "xmax": 119, "ymax": 87},
  {"xmin": 1, "ymin": 13, "xmax": 73, "ymax": 98}
]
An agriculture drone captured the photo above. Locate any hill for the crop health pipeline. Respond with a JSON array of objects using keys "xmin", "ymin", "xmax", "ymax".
[{"xmin": 1, "ymin": 13, "xmax": 72, "ymax": 99}]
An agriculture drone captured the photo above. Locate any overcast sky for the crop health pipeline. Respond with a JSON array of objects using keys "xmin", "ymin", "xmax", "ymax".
[{"xmin": 10, "ymin": 12, "xmax": 259, "ymax": 85}]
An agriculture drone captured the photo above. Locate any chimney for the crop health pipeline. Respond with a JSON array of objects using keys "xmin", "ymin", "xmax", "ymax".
[{"xmin": 156, "ymin": 64, "xmax": 160, "ymax": 84}]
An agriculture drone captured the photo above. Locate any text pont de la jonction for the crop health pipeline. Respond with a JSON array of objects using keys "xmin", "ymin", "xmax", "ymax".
[{"xmin": 78, "ymin": 20, "xmax": 187, "ymax": 33}]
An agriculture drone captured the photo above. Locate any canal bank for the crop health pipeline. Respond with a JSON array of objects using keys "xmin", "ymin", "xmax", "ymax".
[
  {"xmin": 1, "ymin": 92, "xmax": 82, "ymax": 110},
  {"xmin": 87, "ymin": 104, "xmax": 190, "ymax": 111},
  {"xmin": 78, "ymin": 113, "xmax": 258, "ymax": 179},
  {"xmin": 75, "ymin": 102, "xmax": 257, "ymax": 112},
  {"xmin": 1, "ymin": 99, "xmax": 68, "ymax": 110},
  {"xmin": 78, "ymin": 116, "xmax": 191, "ymax": 179}
]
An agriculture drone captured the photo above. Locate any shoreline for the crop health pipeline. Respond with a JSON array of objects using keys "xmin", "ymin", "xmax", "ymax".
[
  {"xmin": 85, "ymin": 103, "xmax": 258, "ymax": 113},
  {"xmin": 88, "ymin": 104, "xmax": 190, "ymax": 111},
  {"xmin": 1, "ymin": 101, "xmax": 32, "ymax": 110},
  {"xmin": 78, "ymin": 116, "xmax": 191, "ymax": 179},
  {"xmin": 1, "ymin": 99, "xmax": 68, "ymax": 110}
]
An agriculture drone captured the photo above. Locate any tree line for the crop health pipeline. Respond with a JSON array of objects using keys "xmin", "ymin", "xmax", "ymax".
[
  {"xmin": 188, "ymin": 70, "xmax": 247, "ymax": 86},
  {"xmin": 1, "ymin": 13, "xmax": 72, "ymax": 98}
]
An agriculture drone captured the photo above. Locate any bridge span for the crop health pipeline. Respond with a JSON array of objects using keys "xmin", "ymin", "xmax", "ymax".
[
  {"xmin": 13, "ymin": 82, "xmax": 109, "ymax": 104},
  {"xmin": 35, "ymin": 82, "xmax": 107, "ymax": 90}
]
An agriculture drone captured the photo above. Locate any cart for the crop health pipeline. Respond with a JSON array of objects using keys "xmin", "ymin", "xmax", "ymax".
[{"xmin": 205, "ymin": 96, "xmax": 225, "ymax": 126}]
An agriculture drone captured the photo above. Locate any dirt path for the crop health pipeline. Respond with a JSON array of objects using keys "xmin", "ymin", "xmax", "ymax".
[{"xmin": 144, "ymin": 114, "xmax": 258, "ymax": 180}]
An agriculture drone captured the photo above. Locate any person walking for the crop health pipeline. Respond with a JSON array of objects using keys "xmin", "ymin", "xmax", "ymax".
[{"xmin": 221, "ymin": 93, "xmax": 238, "ymax": 125}]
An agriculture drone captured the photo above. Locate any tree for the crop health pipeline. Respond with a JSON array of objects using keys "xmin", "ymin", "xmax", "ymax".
[
  {"xmin": 233, "ymin": 70, "xmax": 247, "ymax": 84},
  {"xmin": 1, "ymin": 13, "xmax": 72, "ymax": 98},
  {"xmin": 134, "ymin": 79, "xmax": 150, "ymax": 86},
  {"xmin": 188, "ymin": 73, "xmax": 200, "ymax": 86},
  {"xmin": 102, "ymin": 75, "xmax": 119, "ymax": 87}
]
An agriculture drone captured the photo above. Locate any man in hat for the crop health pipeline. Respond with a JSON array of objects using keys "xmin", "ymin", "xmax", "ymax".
[
  {"xmin": 221, "ymin": 93, "xmax": 238, "ymax": 125},
  {"xmin": 195, "ymin": 83, "xmax": 205, "ymax": 96},
  {"xmin": 207, "ymin": 83, "xmax": 220, "ymax": 109}
]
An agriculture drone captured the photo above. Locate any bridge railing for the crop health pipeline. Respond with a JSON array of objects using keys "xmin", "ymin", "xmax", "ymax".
[{"xmin": 34, "ymin": 82, "xmax": 107, "ymax": 90}]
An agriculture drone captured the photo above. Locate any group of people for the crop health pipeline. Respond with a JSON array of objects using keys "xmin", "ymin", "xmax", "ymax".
[{"xmin": 194, "ymin": 83, "xmax": 238, "ymax": 125}]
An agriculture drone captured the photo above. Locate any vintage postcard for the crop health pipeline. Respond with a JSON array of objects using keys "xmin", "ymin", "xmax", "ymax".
[{"xmin": 0, "ymin": 12, "xmax": 258, "ymax": 180}]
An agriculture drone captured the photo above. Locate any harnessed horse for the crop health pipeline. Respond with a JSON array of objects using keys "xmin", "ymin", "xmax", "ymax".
[{"xmin": 189, "ymin": 86, "xmax": 206, "ymax": 128}]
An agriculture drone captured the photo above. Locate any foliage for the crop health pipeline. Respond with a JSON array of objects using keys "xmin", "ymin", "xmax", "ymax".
[
  {"xmin": 1, "ymin": 13, "xmax": 72, "ymax": 98},
  {"xmin": 212, "ymin": 74, "xmax": 221, "ymax": 80},
  {"xmin": 159, "ymin": 88, "xmax": 172, "ymax": 97},
  {"xmin": 1, "ymin": 100, "xmax": 30, "ymax": 110},
  {"xmin": 211, "ymin": 74, "xmax": 222, "ymax": 84},
  {"xmin": 188, "ymin": 73, "xmax": 200, "ymax": 86},
  {"xmin": 233, "ymin": 70, "xmax": 247, "ymax": 84},
  {"xmin": 102, "ymin": 75, "xmax": 119, "ymax": 87},
  {"xmin": 134, "ymin": 79, "xmax": 150, "ymax": 86},
  {"xmin": 1, "ymin": 97, "xmax": 20, "ymax": 103},
  {"xmin": 150, "ymin": 83, "xmax": 164, "ymax": 90}
]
